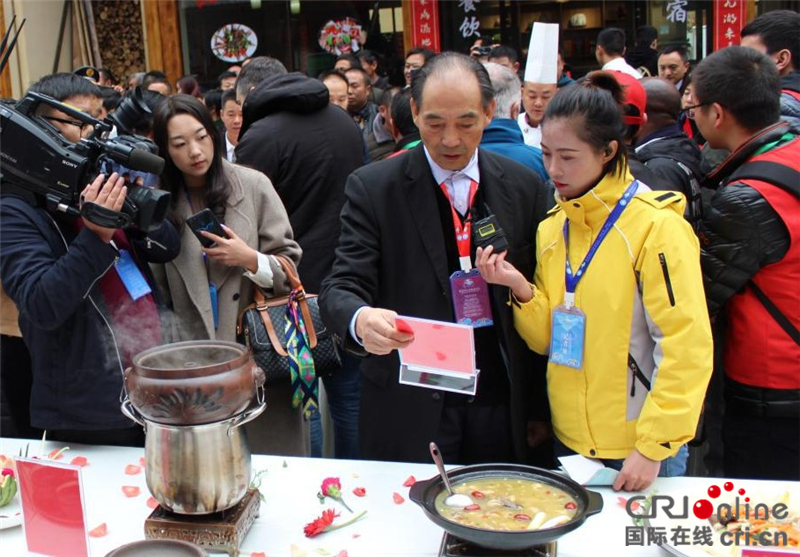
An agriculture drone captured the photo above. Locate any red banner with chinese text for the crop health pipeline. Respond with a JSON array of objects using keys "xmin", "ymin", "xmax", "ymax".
[
  {"xmin": 408, "ymin": 0, "xmax": 440, "ymax": 53},
  {"xmin": 713, "ymin": 0, "xmax": 747, "ymax": 51}
]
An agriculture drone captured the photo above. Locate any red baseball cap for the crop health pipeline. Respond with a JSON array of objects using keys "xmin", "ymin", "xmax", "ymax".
[{"xmin": 610, "ymin": 71, "xmax": 646, "ymax": 126}]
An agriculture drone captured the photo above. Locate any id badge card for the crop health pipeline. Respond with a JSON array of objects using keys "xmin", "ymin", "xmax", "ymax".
[
  {"xmin": 115, "ymin": 249, "xmax": 152, "ymax": 301},
  {"xmin": 209, "ymin": 282, "xmax": 219, "ymax": 330},
  {"xmin": 549, "ymin": 305, "xmax": 586, "ymax": 369},
  {"xmin": 450, "ymin": 269, "xmax": 493, "ymax": 328}
]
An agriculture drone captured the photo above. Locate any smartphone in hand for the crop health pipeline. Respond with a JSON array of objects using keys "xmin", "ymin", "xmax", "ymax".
[{"xmin": 186, "ymin": 208, "xmax": 226, "ymax": 248}]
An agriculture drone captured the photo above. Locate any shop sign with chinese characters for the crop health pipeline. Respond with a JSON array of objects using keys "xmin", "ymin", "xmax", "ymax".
[
  {"xmin": 408, "ymin": 0, "xmax": 440, "ymax": 53},
  {"xmin": 713, "ymin": 0, "xmax": 747, "ymax": 51}
]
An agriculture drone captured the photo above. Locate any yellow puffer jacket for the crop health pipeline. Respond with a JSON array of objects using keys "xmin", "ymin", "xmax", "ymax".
[{"xmin": 513, "ymin": 167, "xmax": 713, "ymax": 462}]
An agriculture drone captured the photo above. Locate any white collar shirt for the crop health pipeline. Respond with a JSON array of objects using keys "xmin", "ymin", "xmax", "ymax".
[
  {"xmin": 423, "ymin": 146, "xmax": 480, "ymax": 216},
  {"xmin": 225, "ymin": 133, "xmax": 236, "ymax": 162}
]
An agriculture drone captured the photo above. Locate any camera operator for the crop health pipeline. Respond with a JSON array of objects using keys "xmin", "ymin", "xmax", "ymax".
[{"xmin": 0, "ymin": 73, "xmax": 180, "ymax": 447}]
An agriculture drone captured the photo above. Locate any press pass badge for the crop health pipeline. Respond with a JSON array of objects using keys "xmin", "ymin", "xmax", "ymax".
[
  {"xmin": 549, "ymin": 294, "xmax": 586, "ymax": 370},
  {"xmin": 450, "ymin": 269, "xmax": 493, "ymax": 327},
  {"xmin": 549, "ymin": 306, "xmax": 586, "ymax": 369},
  {"xmin": 116, "ymin": 249, "xmax": 152, "ymax": 300}
]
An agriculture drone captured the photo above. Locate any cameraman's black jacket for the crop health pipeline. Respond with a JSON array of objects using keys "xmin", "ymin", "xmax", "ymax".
[{"xmin": 0, "ymin": 194, "xmax": 179, "ymax": 430}]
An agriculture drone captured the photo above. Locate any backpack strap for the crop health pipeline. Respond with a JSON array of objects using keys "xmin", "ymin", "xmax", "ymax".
[
  {"xmin": 727, "ymin": 160, "xmax": 800, "ymax": 199},
  {"xmin": 749, "ymin": 281, "xmax": 800, "ymax": 347}
]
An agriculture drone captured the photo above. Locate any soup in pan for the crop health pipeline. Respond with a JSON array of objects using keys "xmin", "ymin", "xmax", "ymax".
[{"xmin": 434, "ymin": 477, "xmax": 578, "ymax": 532}]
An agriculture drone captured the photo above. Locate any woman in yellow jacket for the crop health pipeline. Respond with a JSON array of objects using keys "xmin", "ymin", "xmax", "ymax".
[{"xmin": 476, "ymin": 72, "xmax": 712, "ymax": 492}]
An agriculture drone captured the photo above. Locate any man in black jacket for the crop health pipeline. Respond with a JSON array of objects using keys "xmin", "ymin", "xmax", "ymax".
[
  {"xmin": 235, "ymin": 57, "xmax": 366, "ymax": 459},
  {"xmin": 320, "ymin": 53, "xmax": 551, "ymax": 465},
  {"xmin": 0, "ymin": 73, "xmax": 180, "ymax": 446},
  {"xmin": 695, "ymin": 47, "xmax": 800, "ymax": 480},
  {"xmin": 625, "ymin": 25, "xmax": 659, "ymax": 77},
  {"xmin": 635, "ymin": 77, "xmax": 703, "ymax": 228}
]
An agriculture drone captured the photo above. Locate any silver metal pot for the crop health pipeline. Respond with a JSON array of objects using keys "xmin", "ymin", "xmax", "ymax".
[{"xmin": 122, "ymin": 400, "xmax": 266, "ymax": 515}]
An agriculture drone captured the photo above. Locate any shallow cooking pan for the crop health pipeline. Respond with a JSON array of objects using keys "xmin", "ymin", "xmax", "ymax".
[{"xmin": 409, "ymin": 463, "xmax": 604, "ymax": 551}]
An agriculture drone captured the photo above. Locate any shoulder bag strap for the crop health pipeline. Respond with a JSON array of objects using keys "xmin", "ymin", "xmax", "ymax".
[{"xmin": 269, "ymin": 254, "xmax": 319, "ymax": 348}]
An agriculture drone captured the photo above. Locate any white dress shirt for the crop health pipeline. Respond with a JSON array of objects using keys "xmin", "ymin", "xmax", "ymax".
[
  {"xmin": 602, "ymin": 57, "xmax": 643, "ymax": 79},
  {"xmin": 422, "ymin": 146, "xmax": 480, "ymax": 216},
  {"xmin": 225, "ymin": 133, "xmax": 236, "ymax": 162}
]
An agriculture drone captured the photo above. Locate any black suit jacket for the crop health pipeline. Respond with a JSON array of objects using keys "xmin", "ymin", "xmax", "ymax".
[{"xmin": 320, "ymin": 145, "xmax": 549, "ymax": 463}]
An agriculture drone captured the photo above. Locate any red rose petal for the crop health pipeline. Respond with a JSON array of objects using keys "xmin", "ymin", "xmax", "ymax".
[
  {"xmin": 88, "ymin": 523, "xmax": 108, "ymax": 537},
  {"xmin": 352, "ymin": 487, "xmax": 366, "ymax": 497},
  {"xmin": 393, "ymin": 492, "xmax": 405, "ymax": 504},
  {"xmin": 334, "ymin": 551, "xmax": 349, "ymax": 557},
  {"xmin": 125, "ymin": 464, "xmax": 142, "ymax": 475},
  {"xmin": 251, "ymin": 553, "xmax": 267, "ymax": 557},
  {"xmin": 402, "ymin": 475, "xmax": 416, "ymax": 487},
  {"xmin": 48, "ymin": 448, "xmax": 65, "ymax": 460},
  {"xmin": 146, "ymin": 497, "xmax": 159, "ymax": 509},
  {"xmin": 617, "ymin": 496, "xmax": 628, "ymax": 508},
  {"xmin": 70, "ymin": 456, "xmax": 88, "ymax": 467},
  {"xmin": 122, "ymin": 486, "xmax": 141, "ymax": 498},
  {"xmin": 139, "ymin": 457, "xmax": 146, "ymax": 467}
]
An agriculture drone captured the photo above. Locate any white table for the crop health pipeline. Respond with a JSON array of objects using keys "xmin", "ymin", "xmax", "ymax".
[{"xmin": 0, "ymin": 437, "xmax": 796, "ymax": 557}]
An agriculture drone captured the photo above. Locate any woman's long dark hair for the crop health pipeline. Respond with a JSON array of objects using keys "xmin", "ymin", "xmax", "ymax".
[
  {"xmin": 543, "ymin": 71, "xmax": 628, "ymax": 178},
  {"xmin": 152, "ymin": 94, "xmax": 228, "ymax": 227}
]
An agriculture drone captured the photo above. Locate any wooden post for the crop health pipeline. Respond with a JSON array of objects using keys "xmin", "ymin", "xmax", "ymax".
[
  {"xmin": 141, "ymin": 0, "xmax": 183, "ymax": 85},
  {"xmin": 402, "ymin": 1, "xmax": 413, "ymax": 57}
]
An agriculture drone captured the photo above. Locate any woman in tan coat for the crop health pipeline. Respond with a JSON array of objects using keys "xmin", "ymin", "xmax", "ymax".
[{"xmin": 151, "ymin": 94, "xmax": 307, "ymax": 456}]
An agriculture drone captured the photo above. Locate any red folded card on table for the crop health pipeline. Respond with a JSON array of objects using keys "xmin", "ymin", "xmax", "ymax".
[{"xmin": 16, "ymin": 457, "xmax": 89, "ymax": 557}]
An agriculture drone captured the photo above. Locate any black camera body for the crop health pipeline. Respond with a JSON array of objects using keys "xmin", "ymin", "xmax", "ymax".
[
  {"xmin": 472, "ymin": 212, "xmax": 508, "ymax": 254},
  {"xmin": 0, "ymin": 90, "xmax": 169, "ymax": 232}
]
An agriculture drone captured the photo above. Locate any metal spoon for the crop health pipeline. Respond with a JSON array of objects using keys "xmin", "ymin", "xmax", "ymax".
[{"xmin": 429, "ymin": 442, "xmax": 473, "ymax": 508}]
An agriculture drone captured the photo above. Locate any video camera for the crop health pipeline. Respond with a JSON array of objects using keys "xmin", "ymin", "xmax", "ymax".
[{"xmin": 0, "ymin": 88, "xmax": 170, "ymax": 232}]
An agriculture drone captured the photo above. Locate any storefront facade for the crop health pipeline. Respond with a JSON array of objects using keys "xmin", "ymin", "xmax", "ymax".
[{"xmin": 1, "ymin": 0, "xmax": 798, "ymax": 99}]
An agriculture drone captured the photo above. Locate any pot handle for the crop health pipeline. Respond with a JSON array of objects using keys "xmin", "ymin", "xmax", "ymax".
[
  {"xmin": 120, "ymin": 398, "xmax": 146, "ymax": 427},
  {"xmin": 408, "ymin": 476, "xmax": 432, "ymax": 506},
  {"xmin": 227, "ymin": 401, "xmax": 267, "ymax": 434},
  {"xmin": 584, "ymin": 489, "xmax": 604, "ymax": 517}
]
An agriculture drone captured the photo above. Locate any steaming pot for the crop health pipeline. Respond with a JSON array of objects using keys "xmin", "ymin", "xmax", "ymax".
[
  {"xmin": 122, "ymin": 400, "xmax": 265, "ymax": 515},
  {"xmin": 124, "ymin": 340, "xmax": 265, "ymax": 425}
]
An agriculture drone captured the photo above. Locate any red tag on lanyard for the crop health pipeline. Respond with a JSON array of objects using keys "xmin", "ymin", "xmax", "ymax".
[{"xmin": 439, "ymin": 179, "xmax": 479, "ymax": 270}]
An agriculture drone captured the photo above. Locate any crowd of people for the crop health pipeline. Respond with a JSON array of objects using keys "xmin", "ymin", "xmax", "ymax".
[{"xmin": 1, "ymin": 9, "xmax": 798, "ymax": 490}]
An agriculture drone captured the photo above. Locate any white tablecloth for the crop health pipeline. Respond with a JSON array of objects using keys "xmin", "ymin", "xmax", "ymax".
[{"xmin": 0, "ymin": 437, "xmax": 796, "ymax": 557}]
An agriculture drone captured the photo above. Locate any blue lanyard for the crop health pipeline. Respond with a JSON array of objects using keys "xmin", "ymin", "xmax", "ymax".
[{"xmin": 563, "ymin": 180, "xmax": 638, "ymax": 304}]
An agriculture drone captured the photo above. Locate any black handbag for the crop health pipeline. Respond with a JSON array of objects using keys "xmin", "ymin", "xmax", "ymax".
[{"xmin": 236, "ymin": 254, "xmax": 341, "ymax": 385}]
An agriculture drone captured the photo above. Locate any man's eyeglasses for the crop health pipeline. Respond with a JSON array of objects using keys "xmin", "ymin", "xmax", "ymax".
[
  {"xmin": 682, "ymin": 101, "xmax": 711, "ymax": 113},
  {"xmin": 42, "ymin": 115, "xmax": 93, "ymax": 134}
]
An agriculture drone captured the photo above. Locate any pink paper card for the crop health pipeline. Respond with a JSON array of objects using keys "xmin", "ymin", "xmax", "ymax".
[
  {"xmin": 16, "ymin": 457, "xmax": 89, "ymax": 557},
  {"xmin": 397, "ymin": 316, "xmax": 479, "ymax": 395},
  {"xmin": 397, "ymin": 316, "xmax": 475, "ymax": 374}
]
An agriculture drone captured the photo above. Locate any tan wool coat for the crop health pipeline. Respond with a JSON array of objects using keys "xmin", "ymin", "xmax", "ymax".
[{"xmin": 153, "ymin": 160, "xmax": 302, "ymax": 343}]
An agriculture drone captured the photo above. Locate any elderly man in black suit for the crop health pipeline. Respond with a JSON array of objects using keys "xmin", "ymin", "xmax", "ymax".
[{"xmin": 320, "ymin": 53, "xmax": 551, "ymax": 465}]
